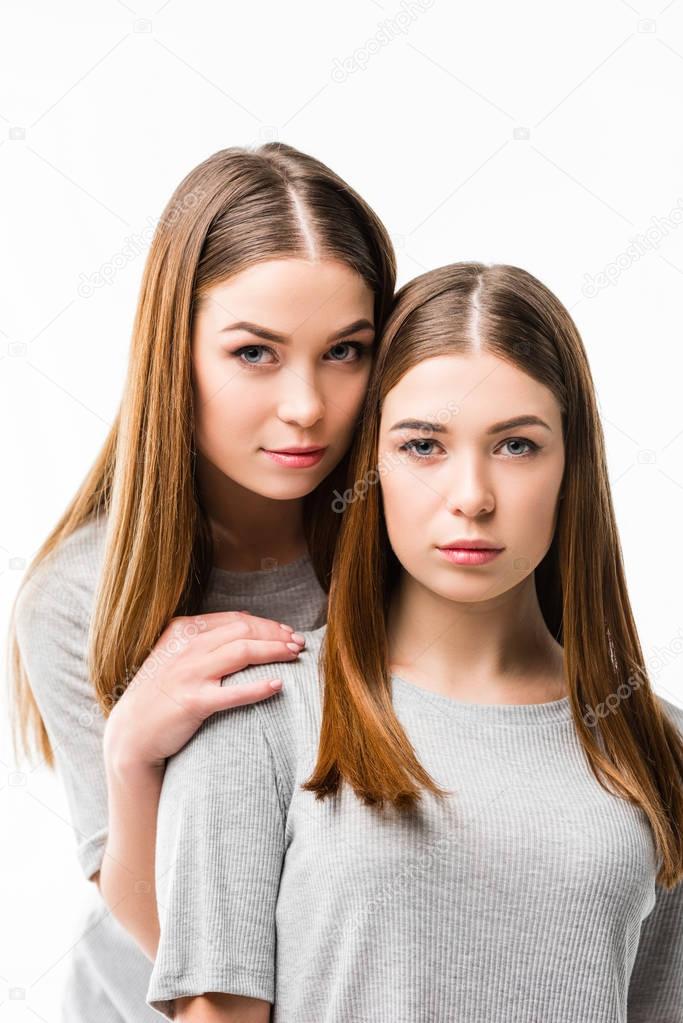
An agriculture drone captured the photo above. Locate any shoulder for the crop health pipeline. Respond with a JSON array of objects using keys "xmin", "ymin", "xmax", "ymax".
[
  {"xmin": 219, "ymin": 624, "xmax": 326, "ymax": 688},
  {"xmin": 219, "ymin": 624, "xmax": 326, "ymax": 728},
  {"xmin": 194, "ymin": 625, "xmax": 328, "ymax": 791},
  {"xmin": 163, "ymin": 628, "xmax": 327, "ymax": 819},
  {"xmin": 13, "ymin": 516, "xmax": 109, "ymax": 648}
]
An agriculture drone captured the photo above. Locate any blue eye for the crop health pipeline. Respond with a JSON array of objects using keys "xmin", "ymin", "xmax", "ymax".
[
  {"xmin": 398, "ymin": 437, "xmax": 540, "ymax": 461},
  {"xmin": 231, "ymin": 341, "xmax": 369, "ymax": 369},
  {"xmin": 499, "ymin": 438, "xmax": 539, "ymax": 458},
  {"xmin": 326, "ymin": 341, "xmax": 368, "ymax": 362},
  {"xmin": 233, "ymin": 345, "xmax": 275, "ymax": 367},
  {"xmin": 399, "ymin": 439, "xmax": 441, "ymax": 459}
]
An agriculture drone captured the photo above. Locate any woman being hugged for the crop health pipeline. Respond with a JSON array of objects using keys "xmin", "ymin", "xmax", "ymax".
[
  {"xmin": 147, "ymin": 262, "xmax": 683, "ymax": 1022},
  {"xmin": 8, "ymin": 142, "xmax": 395, "ymax": 1021}
]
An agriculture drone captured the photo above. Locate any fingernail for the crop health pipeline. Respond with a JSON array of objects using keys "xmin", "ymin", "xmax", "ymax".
[
  {"xmin": 279, "ymin": 623, "xmax": 294, "ymax": 633},
  {"xmin": 286, "ymin": 641, "xmax": 301, "ymax": 653},
  {"xmin": 270, "ymin": 679, "xmax": 283, "ymax": 690},
  {"xmin": 290, "ymin": 632, "xmax": 305, "ymax": 645}
]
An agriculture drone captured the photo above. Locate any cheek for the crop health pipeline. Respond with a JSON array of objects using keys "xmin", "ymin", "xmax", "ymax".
[
  {"xmin": 507, "ymin": 482, "xmax": 560, "ymax": 553},
  {"xmin": 328, "ymin": 377, "xmax": 371, "ymax": 429},
  {"xmin": 380, "ymin": 465, "xmax": 434, "ymax": 544},
  {"xmin": 192, "ymin": 372, "xmax": 265, "ymax": 458},
  {"xmin": 192, "ymin": 357, "xmax": 224, "ymax": 427},
  {"xmin": 194, "ymin": 354, "xmax": 260, "ymax": 417}
]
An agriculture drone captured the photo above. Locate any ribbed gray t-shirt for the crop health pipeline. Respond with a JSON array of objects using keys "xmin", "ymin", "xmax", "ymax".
[
  {"xmin": 147, "ymin": 624, "xmax": 683, "ymax": 1023},
  {"xmin": 13, "ymin": 515, "xmax": 328, "ymax": 1023}
]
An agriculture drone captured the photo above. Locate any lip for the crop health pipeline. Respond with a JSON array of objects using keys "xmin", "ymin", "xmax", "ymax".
[
  {"xmin": 265, "ymin": 446, "xmax": 327, "ymax": 454},
  {"xmin": 438, "ymin": 538, "xmax": 504, "ymax": 550},
  {"xmin": 437, "ymin": 547, "xmax": 503, "ymax": 566},
  {"xmin": 261, "ymin": 446, "xmax": 327, "ymax": 468}
]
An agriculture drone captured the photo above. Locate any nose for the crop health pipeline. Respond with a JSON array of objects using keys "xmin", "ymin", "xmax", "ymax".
[
  {"xmin": 276, "ymin": 367, "xmax": 325, "ymax": 429},
  {"xmin": 443, "ymin": 453, "xmax": 495, "ymax": 517}
]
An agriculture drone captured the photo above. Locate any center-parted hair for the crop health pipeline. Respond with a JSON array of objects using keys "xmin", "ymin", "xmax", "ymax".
[
  {"xmin": 9, "ymin": 143, "xmax": 396, "ymax": 765},
  {"xmin": 303, "ymin": 262, "xmax": 683, "ymax": 889}
]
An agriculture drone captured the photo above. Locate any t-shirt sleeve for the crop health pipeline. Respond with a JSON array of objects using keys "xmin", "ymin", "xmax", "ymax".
[
  {"xmin": 145, "ymin": 699, "xmax": 286, "ymax": 1020},
  {"xmin": 627, "ymin": 695, "xmax": 683, "ymax": 1021},
  {"xmin": 13, "ymin": 564, "xmax": 109, "ymax": 880},
  {"xmin": 627, "ymin": 879, "xmax": 683, "ymax": 1020}
]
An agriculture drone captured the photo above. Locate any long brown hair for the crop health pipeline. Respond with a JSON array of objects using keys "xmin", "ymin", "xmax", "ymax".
[
  {"xmin": 9, "ymin": 142, "xmax": 396, "ymax": 767},
  {"xmin": 304, "ymin": 262, "xmax": 683, "ymax": 889}
]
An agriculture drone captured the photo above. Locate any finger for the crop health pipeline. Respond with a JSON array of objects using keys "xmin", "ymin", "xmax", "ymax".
[
  {"xmin": 173, "ymin": 610, "xmax": 297, "ymax": 637},
  {"xmin": 205, "ymin": 677, "xmax": 284, "ymax": 712},
  {"xmin": 219, "ymin": 611, "xmax": 297, "ymax": 634},
  {"xmin": 195, "ymin": 619, "xmax": 304, "ymax": 654},
  {"xmin": 203, "ymin": 638, "xmax": 305, "ymax": 680}
]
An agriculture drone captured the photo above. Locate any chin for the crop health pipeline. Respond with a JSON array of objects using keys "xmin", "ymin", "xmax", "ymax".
[{"xmin": 261, "ymin": 477, "xmax": 325, "ymax": 500}]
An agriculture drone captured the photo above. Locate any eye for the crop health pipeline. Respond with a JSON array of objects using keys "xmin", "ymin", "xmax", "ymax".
[
  {"xmin": 498, "ymin": 437, "xmax": 539, "ymax": 458},
  {"xmin": 232, "ymin": 344, "xmax": 277, "ymax": 368},
  {"xmin": 325, "ymin": 341, "xmax": 369, "ymax": 363},
  {"xmin": 230, "ymin": 341, "xmax": 370, "ymax": 370},
  {"xmin": 397, "ymin": 436, "xmax": 540, "ymax": 462},
  {"xmin": 398, "ymin": 439, "xmax": 443, "ymax": 460}
]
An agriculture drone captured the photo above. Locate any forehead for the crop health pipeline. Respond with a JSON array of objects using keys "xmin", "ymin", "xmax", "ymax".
[
  {"xmin": 380, "ymin": 352, "xmax": 561, "ymax": 428},
  {"xmin": 197, "ymin": 258, "xmax": 374, "ymax": 333}
]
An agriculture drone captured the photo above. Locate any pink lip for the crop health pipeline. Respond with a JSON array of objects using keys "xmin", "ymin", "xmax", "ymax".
[
  {"xmin": 261, "ymin": 447, "xmax": 327, "ymax": 468},
  {"xmin": 266, "ymin": 446, "xmax": 326, "ymax": 454},
  {"xmin": 437, "ymin": 547, "xmax": 503, "ymax": 566},
  {"xmin": 440, "ymin": 538, "xmax": 503, "ymax": 550}
]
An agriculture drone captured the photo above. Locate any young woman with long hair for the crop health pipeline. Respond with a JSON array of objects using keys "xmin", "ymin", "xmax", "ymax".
[
  {"xmin": 147, "ymin": 263, "xmax": 683, "ymax": 1022},
  {"xmin": 8, "ymin": 142, "xmax": 396, "ymax": 1021}
]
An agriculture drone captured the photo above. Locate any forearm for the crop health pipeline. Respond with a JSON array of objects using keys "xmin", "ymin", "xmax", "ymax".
[
  {"xmin": 100, "ymin": 756, "xmax": 165, "ymax": 961},
  {"xmin": 175, "ymin": 993, "xmax": 271, "ymax": 1022}
]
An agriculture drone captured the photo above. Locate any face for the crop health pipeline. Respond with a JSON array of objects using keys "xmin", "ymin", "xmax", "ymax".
[
  {"xmin": 377, "ymin": 350, "xmax": 565, "ymax": 605},
  {"xmin": 191, "ymin": 258, "xmax": 376, "ymax": 500}
]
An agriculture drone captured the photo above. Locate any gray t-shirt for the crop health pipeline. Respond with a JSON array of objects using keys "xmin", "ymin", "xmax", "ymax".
[
  {"xmin": 13, "ymin": 514, "xmax": 328, "ymax": 1022},
  {"xmin": 147, "ymin": 624, "xmax": 683, "ymax": 1023}
]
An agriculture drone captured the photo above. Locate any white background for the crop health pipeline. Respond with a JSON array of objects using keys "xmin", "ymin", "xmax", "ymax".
[{"xmin": 2, "ymin": 0, "xmax": 683, "ymax": 1017}]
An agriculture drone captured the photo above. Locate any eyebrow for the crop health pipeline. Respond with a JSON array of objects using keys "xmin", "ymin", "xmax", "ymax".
[
  {"xmin": 389, "ymin": 414, "xmax": 552, "ymax": 434},
  {"xmin": 219, "ymin": 318, "xmax": 375, "ymax": 344}
]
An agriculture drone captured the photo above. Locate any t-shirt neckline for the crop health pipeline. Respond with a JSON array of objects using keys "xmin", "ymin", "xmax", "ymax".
[
  {"xmin": 391, "ymin": 673, "xmax": 573, "ymax": 726},
  {"xmin": 208, "ymin": 552, "xmax": 316, "ymax": 595}
]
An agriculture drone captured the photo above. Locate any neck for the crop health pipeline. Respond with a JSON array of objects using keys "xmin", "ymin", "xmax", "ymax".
[
  {"xmin": 195, "ymin": 452, "xmax": 308, "ymax": 571},
  {"xmin": 386, "ymin": 572, "xmax": 566, "ymax": 705}
]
